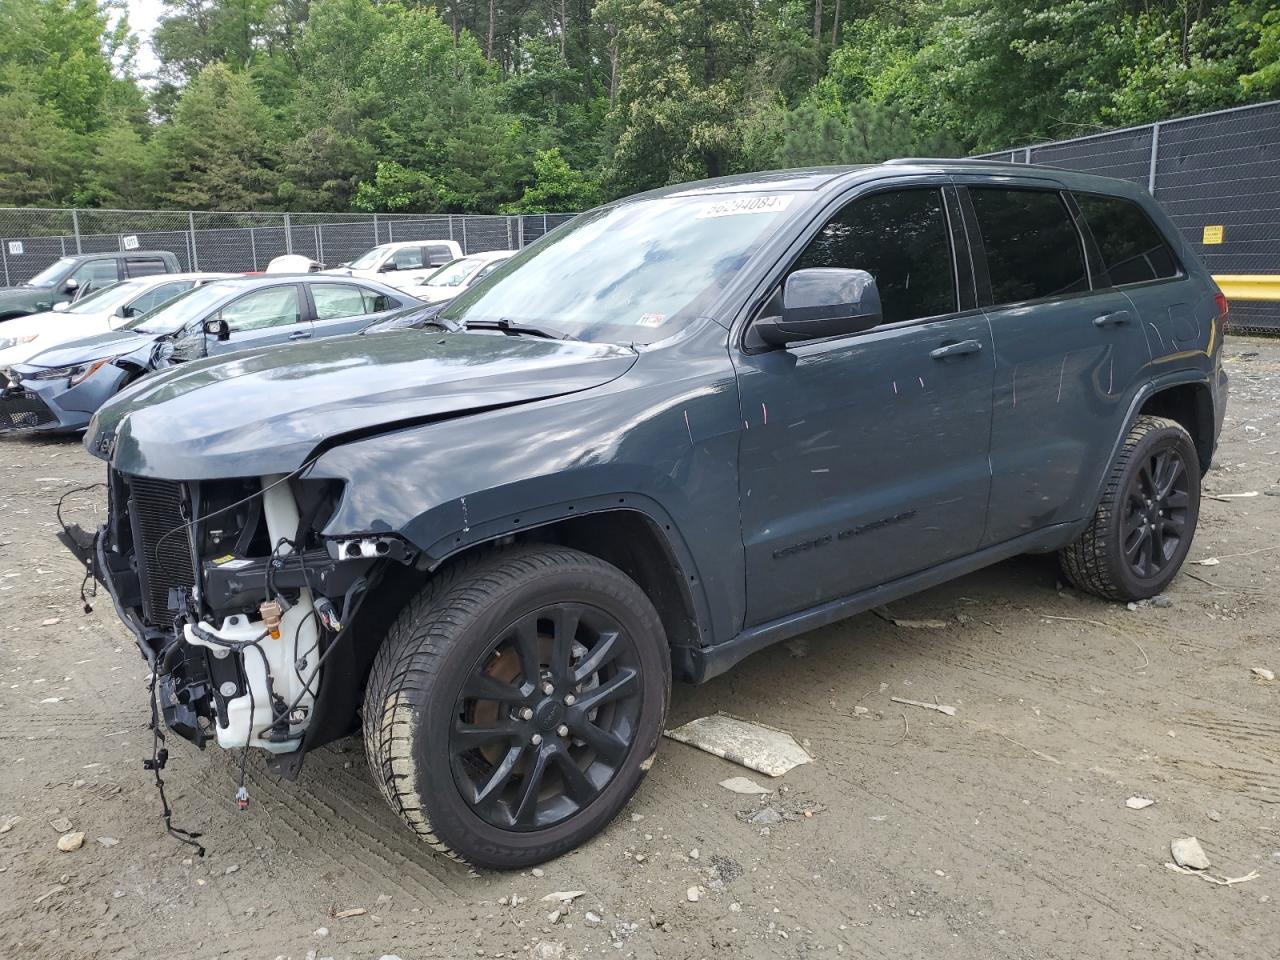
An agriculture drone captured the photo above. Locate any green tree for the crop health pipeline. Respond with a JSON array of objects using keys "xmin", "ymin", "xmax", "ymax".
[
  {"xmin": 155, "ymin": 62, "xmax": 279, "ymax": 208},
  {"xmin": 501, "ymin": 147, "xmax": 599, "ymax": 212}
]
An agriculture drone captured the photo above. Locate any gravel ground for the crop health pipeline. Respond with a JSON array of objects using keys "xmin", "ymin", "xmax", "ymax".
[{"xmin": 1, "ymin": 337, "xmax": 1278, "ymax": 960}]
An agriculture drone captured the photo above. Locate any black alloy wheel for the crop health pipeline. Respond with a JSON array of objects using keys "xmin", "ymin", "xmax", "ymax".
[
  {"xmin": 1059, "ymin": 414, "xmax": 1201, "ymax": 601},
  {"xmin": 1121, "ymin": 445, "xmax": 1191, "ymax": 580},
  {"xmin": 449, "ymin": 603, "xmax": 644, "ymax": 831},
  {"xmin": 363, "ymin": 545, "xmax": 670, "ymax": 868}
]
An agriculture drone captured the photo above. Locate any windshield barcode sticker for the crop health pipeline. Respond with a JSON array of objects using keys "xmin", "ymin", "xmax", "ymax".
[{"xmin": 696, "ymin": 195, "xmax": 793, "ymax": 219}]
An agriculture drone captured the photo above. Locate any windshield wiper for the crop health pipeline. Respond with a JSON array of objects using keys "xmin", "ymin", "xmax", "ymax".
[{"xmin": 463, "ymin": 318, "xmax": 577, "ymax": 341}]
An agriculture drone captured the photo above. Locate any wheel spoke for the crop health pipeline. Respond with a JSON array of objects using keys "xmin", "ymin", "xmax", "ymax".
[
  {"xmin": 574, "ymin": 719, "xmax": 628, "ymax": 764},
  {"xmin": 1123, "ymin": 524, "xmax": 1148, "ymax": 561},
  {"xmin": 473, "ymin": 743, "xmax": 526, "ymax": 805},
  {"xmin": 511, "ymin": 616, "xmax": 543, "ymax": 686},
  {"xmin": 452, "ymin": 721, "xmax": 522, "ymax": 755},
  {"xmin": 1149, "ymin": 520, "xmax": 1165, "ymax": 568},
  {"xmin": 573, "ymin": 630, "xmax": 622, "ymax": 683},
  {"xmin": 462, "ymin": 672, "xmax": 528, "ymax": 704},
  {"xmin": 1165, "ymin": 490, "xmax": 1189, "ymax": 509},
  {"xmin": 1156, "ymin": 455, "xmax": 1184, "ymax": 500},
  {"xmin": 513, "ymin": 747, "xmax": 551, "ymax": 825},
  {"xmin": 549, "ymin": 745, "xmax": 598, "ymax": 807},
  {"xmin": 550, "ymin": 605, "xmax": 580, "ymax": 687},
  {"xmin": 574, "ymin": 666, "xmax": 638, "ymax": 712}
]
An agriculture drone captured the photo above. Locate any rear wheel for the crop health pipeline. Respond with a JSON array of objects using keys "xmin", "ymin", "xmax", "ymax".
[
  {"xmin": 363, "ymin": 545, "xmax": 670, "ymax": 868},
  {"xmin": 1059, "ymin": 415, "xmax": 1201, "ymax": 601}
]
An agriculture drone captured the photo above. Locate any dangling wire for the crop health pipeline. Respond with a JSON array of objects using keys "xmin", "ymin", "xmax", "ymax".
[{"xmin": 145, "ymin": 648, "xmax": 205, "ymax": 857}]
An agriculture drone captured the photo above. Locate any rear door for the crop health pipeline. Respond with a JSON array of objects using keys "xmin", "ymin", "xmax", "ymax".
[
  {"xmin": 1071, "ymin": 191, "xmax": 1207, "ymax": 358},
  {"xmin": 955, "ymin": 179, "xmax": 1152, "ymax": 545},
  {"xmin": 307, "ymin": 282, "xmax": 402, "ymax": 338},
  {"xmin": 207, "ymin": 284, "xmax": 310, "ymax": 356},
  {"xmin": 735, "ymin": 181, "xmax": 996, "ymax": 625}
]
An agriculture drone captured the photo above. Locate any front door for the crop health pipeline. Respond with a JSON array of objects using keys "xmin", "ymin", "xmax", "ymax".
[
  {"xmin": 955, "ymin": 183, "xmax": 1154, "ymax": 545},
  {"xmin": 208, "ymin": 284, "xmax": 311, "ymax": 356},
  {"xmin": 735, "ymin": 185, "xmax": 996, "ymax": 626}
]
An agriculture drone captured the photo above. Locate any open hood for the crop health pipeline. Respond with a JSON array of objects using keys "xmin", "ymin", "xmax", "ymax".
[{"xmin": 87, "ymin": 330, "xmax": 637, "ymax": 479}]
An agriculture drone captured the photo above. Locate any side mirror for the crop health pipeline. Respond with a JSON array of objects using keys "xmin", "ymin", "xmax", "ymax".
[
  {"xmin": 51, "ymin": 302, "xmax": 70, "ymax": 313},
  {"xmin": 751, "ymin": 268, "xmax": 882, "ymax": 349},
  {"xmin": 63, "ymin": 278, "xmax": 79, "ymax": 295},
  {"xmin": 379, "ymin": 261, "xmax": 397, "ymax": 272},
  {"xmin": 203, "ymin": 317, "xmax": 230, "ymax": 341}
]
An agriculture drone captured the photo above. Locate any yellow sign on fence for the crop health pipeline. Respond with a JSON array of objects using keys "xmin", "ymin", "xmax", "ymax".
[{"xmin": 1202, "ymin": 224, "xmax": 1224, "ymax": 245}]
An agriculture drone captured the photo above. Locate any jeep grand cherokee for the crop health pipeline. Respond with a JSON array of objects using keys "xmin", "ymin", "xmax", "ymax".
[{"xmin": 85, "ymin": 161, "xmax": 1227, "ymax": 868}]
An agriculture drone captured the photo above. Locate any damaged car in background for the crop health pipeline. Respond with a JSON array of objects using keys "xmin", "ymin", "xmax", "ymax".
[
  {"xmin": 85, "ymin": 161, "xmax": 1227, "ymax": 868},
  {"xmin": 2, "ymin": 275, "xmax": 412, "ymax": 433}
]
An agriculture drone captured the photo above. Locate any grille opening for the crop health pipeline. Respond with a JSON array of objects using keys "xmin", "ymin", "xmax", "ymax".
[
  {"xmin": 127, "ymin": 476, "xmax": 196, "ymax": 630},
  {"xmin": 1, "ymin": 391, "xmax": 58, "ymax": 430}
]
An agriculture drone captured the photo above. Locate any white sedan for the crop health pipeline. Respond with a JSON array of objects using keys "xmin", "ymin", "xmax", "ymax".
[
  {"xmin": 408, "ymin": 250, "xmax": 516, "ymax": 304},
  {"xmin": 0, "ymin": 272, "xmax": 235, "ymax": 377},
  {"xmin": 323, "ymin": 240, "xmax": 463, "ymax": 291}
]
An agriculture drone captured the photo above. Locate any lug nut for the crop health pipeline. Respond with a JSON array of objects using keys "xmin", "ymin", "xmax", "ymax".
[
  {"xmin": 563, "ymin": 694, "xmax": 576, "ymax": 706},
  {"xmin": 557, "ymin": 724, "xmax": 569, "ymax": 737},
  {"xmin": 542, "ymin": 682, "xmax": 554, "ymax": 695},
  {"xmin": 520, "ymin": 707, "xmax": 534, "ymax": 720},
  {"xmin": 530, "ymin": 733, "xmax": 543, "ymax": 745}
]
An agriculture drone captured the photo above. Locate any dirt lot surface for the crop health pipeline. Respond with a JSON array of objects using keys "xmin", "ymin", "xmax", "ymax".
[{"xmin": 2, "ymin": 337, "xmax": 1278, "ymax": 960}]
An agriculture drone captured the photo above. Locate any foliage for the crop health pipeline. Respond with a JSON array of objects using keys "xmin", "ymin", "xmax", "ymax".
[{"xmin": 1, "ymin": 0, "xmax": 1277, "ymax": 210}]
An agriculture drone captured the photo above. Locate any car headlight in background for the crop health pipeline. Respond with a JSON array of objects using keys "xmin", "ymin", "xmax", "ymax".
[
  {"xmin": 27, "ymin": 357, "xmax": 118, "ymax": 386},
  {"xmin": 0, "ymin": 334, "xmax": 38, "ymax": 351}
]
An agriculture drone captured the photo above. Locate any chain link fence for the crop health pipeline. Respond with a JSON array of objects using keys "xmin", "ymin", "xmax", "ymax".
[
  {"xmin": 0, "ymin": 209, "xmax": 577, "ymax": 286},
  {"xmin": 975, "ymin": 99, "xmax": 1280, "ymax": 334}
]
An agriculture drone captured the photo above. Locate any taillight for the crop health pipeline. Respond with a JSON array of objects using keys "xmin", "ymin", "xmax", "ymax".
[{"xmin": 1214, "ymin": 291, "xmax": 1229, "ymax": 333}]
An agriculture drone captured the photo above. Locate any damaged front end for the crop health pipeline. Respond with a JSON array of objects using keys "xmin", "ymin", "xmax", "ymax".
[{"xmin": 97, "ymin": 466, "xmax": 409, "ymax": 761}]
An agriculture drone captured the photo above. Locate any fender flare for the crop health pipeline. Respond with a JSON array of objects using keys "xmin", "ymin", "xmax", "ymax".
[
  {"xmin": 416, "ymin": 491, "xmax": 718, "ymax": 657},
  {"xmin": 1081, "ymin": 371, "xmax": 1215, "ymax": 528}
]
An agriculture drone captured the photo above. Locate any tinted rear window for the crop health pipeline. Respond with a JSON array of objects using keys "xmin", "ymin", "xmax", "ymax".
[
  {"xmin": 1074, "ymin": 193, "xmax": 1179, "ymax": 285},
  {"xmin": 126, "ymin": 257, "xmax": 168, "ymax": 277},
  {"xmin": 969, "ymin": 188, "xmax": 1088, "ymax": 305}
]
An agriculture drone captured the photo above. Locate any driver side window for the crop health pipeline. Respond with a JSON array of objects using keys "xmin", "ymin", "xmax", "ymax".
[
  {"xmin": 794, "ymin": 188, "xmax": 957, "ymax": 326},
  {"xmin": 219, "ymin": 286, "xmax": 302, "ymax": 332},
  {"xmin": 69, "ymin": 259, "xmax": 120, "ymax": 297}
]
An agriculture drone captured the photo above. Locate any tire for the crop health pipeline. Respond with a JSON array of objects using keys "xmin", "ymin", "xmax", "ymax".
[
  {"xmin": 1059, "ymin": 415, "xmax": 1201, "ymax": 602},
  {"xmin": 363, "ymin": 544, "xmax": 670, "ymax": 868}
]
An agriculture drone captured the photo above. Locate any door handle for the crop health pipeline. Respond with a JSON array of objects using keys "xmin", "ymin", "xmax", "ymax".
[
  {"xmin": 288, "ymin": 330, "xmax": 311, "ymax": 340},
  {"xmin": 1093, "ymin": 310, "xmax": 1132, "ymax": 328},
  {"xmin": 930, "ymin": 339, "xmax": 982, "ymax": 360}
]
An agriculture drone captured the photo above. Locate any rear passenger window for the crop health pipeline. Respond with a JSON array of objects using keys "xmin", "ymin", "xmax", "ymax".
[
  {"xmin": 1074, "ymin": 193, "xmax": 1179, "ymax": 285},
  {"xmin": 425, "ymin": 244, "xmax": 455, "ymax": 266},
  {"xmin": 126, "ymin": 257, "xmax": 168, "ymax": 278},
  {"xmin": 969, "ymin": 189, "xmax": 1088, "ymax": 304},
  {"xmin": 794, "ymin": 188, "xmax": 957, "ymax": 325}
]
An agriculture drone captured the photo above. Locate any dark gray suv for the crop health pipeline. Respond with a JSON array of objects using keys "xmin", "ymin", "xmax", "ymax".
[{"xmin": 85, "ymin": 161, "xmax": 1227, "ymax": 868}]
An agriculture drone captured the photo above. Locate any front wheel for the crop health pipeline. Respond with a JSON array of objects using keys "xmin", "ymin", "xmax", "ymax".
[
  {"xmin": 363, "ymin": 545, "xmax": 670, "ymax": 868},
  {"xmin": 1059, "ymin": 415, "xmax": 1201, "ymax": 601}
]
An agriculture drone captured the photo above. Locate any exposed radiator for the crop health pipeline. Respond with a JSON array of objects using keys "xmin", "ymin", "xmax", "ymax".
[{"xmin": 126, "ymin": 475, "xmax": 196, "ymax": 630}]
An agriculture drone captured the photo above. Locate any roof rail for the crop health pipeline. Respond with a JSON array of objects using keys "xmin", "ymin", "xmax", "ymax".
[{"xmin": 884, "ymin": 157, "xmax": 1064, "ymax": 170}]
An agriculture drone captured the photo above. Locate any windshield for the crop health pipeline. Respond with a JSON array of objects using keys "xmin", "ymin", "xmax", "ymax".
[
  {"xmin": 125, "ymin": 282, "xmax": 230, "ymax": 334},
  {"xmin": 26, "ymin": 258, "xmax": 76, "ymax": 286},
  {"xmin": 424, "ymin": 257, "xmax": 484, "ymax": 288},
  {"xmin": 348, "ymin": 245, "xmax": 390, "ymax": 270},
  {"xmin": 440, "ymin": 193, "xmax": 795, "ymax": 343},
  {"xmin": 65, "ymin": 279, "xmax": 147, "ymax": 314}
]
